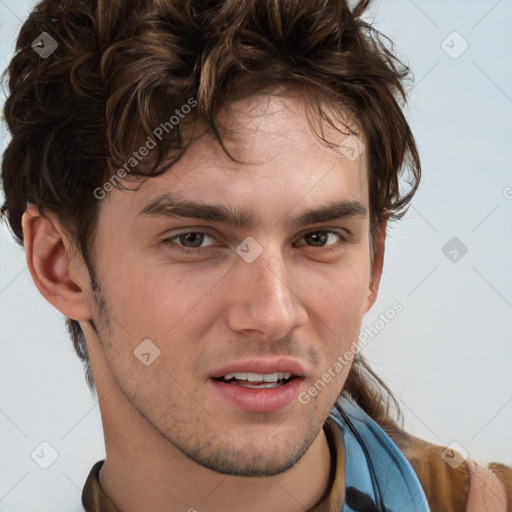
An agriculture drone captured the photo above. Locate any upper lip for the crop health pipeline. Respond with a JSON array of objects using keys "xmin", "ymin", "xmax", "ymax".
[{"xmin": 211, "ymin": 358, "xmax": 306, "ymax": 379}]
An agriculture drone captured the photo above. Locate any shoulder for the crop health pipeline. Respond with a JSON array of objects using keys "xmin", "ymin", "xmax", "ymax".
[
  {"xmin": 466, "ymin": 461, "xmax": 511, "ymax": 512},
  {"xmin": 381, "ymin": 421, "xmax": 511, "ymax": 512}
]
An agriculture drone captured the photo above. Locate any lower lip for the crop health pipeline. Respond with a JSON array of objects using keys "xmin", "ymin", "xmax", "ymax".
[{"xmin": 209, "ymin": 378, "xmax": 304, "ymax": 413}]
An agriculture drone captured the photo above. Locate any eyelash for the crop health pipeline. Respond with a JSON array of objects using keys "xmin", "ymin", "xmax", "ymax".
[{"xmin": 162, "ymin": 229, "xmax": 348, "ymax": 253}]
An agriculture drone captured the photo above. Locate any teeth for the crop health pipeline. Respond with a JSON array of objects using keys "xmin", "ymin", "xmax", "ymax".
[
  {"xmin": 222, "ymin": 372, "xmax": 292, "ymax": 382},
  {"xmin": 239, "ymin": 382, "xmax": 280, "ymax": 389}
]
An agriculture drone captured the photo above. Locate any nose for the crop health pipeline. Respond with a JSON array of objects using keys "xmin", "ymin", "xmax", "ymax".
[{"xmin": 223, "ymin": 244, "xmax": 307, "ymax": 340}]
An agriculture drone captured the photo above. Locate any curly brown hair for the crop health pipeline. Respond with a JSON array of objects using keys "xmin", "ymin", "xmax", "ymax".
[{"xmin": 1, "ymin": 0, "xmax": 419, "ymax": 426}]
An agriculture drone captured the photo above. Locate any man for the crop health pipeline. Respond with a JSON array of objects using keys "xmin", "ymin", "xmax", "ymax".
[{"xmin": 1, "ymin": 0, "xmax": 510, "ymax": 511}]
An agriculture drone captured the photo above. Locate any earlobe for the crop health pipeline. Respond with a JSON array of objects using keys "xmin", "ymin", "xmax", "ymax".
[
  {"xmin": 365, "ymin": 223, "xmax": 387, "ymax": 313},
  {"xmin": 22, "ymin": 205, "xmax": 93, "ymax": 321}
]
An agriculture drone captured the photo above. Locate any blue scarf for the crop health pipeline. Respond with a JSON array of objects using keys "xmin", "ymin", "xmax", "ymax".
[{"xmin": 329, "ymin": 397, "xmax": 431, "ymax": 512}]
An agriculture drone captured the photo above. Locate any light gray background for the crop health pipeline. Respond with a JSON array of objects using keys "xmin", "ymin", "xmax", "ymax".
[{"xmin": 1, "ymin": 0, "xmax": 511, "ymax": 510}]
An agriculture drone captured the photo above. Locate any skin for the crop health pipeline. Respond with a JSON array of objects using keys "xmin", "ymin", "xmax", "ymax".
[{"xmin": 22, "ymin": 90, "xmax": 385, "ymax": 512}]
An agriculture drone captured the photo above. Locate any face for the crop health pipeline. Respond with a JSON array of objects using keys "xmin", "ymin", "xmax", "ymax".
[{"xmin": 89, "ymin": 91, "xmax": 376, "ymax": 477}]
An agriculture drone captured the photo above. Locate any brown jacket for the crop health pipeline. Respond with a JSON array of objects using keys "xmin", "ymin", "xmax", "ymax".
[{"xmin": 385, "ymin": 422, "xmax": 512, "ymax": 511}]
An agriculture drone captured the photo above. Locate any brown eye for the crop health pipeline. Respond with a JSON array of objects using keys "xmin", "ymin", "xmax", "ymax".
[
  {"xmin": 295, "ymin": 230, "xmax": 344, "ymax": 248},
  {"xmin": 164, "ymin": 231, "xmax": 216, "ymax": 250},
  {"xmin": 178, "ymin": 232, "xmax": 205, "ymax": 248},
  {"xmin": 304, "ymin": 232, "xmax": 329, "ymax": 246}
]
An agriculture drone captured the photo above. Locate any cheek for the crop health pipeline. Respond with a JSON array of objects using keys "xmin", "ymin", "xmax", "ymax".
[
  {"xmin": 301, "ymin": 261, "xmax": 370, "ymax": 375},
  {"xmin": 94, "ymin": 231, "xmax": 371, "ymax": 341},
  {"xmin": 99, "ymin": 256, "xmax": 228, "ymax": 341},
  {"xmin": 300, "ymin": 257, "xmax": 371, "ymax": 319}
]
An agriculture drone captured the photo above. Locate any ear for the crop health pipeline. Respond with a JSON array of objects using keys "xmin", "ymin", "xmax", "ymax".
[
  {"xmin": 365, "ymin": 222, "xmax": 387, "ymax": 313},
  {"xmin": 21, "ymin": 205, "xmax": 93, "ymax": 321}
]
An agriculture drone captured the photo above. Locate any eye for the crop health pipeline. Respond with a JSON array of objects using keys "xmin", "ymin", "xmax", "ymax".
[
  {"xmin": 163, "ymin": 229, "xmax": 347, "ymax": 254},
  {"xmin": 294, "ymin": 230, "xmax": 346, "ymax": 250},
  {"xmin": 163, "ymin": 231, "xmax": 217, "ymax": 250}
]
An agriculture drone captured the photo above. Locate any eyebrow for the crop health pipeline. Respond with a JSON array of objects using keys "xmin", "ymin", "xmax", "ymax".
[{"xmin": 138, "ymin": 194, "xmax": 367, "ymax": 228}]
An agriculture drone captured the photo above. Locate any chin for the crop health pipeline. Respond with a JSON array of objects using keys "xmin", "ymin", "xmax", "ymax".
[
  {"xmin": 194, "ymin": 447, "xmax": 305, "ymax": 477},
  {"xmin": 186, "ymin": 430, "xmax": 314, "ymax": 478}
]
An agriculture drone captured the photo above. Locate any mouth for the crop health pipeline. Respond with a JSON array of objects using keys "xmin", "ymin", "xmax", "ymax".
[
  {"xmin": 213, "ymin": 372, "xmax": 298, "ymax": 389},
  {"xmin": 209, "ymin": 359, "xmax": 306, "ymax": 413}
]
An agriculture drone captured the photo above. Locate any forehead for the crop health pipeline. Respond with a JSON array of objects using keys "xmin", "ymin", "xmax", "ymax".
[
  {"xmin": 198, "ymin": 91, "xmax": 366, "ymax": 174},
  {"xmin": 101, "ymin": 92, "xmax": 369, "ymax": 227}
]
